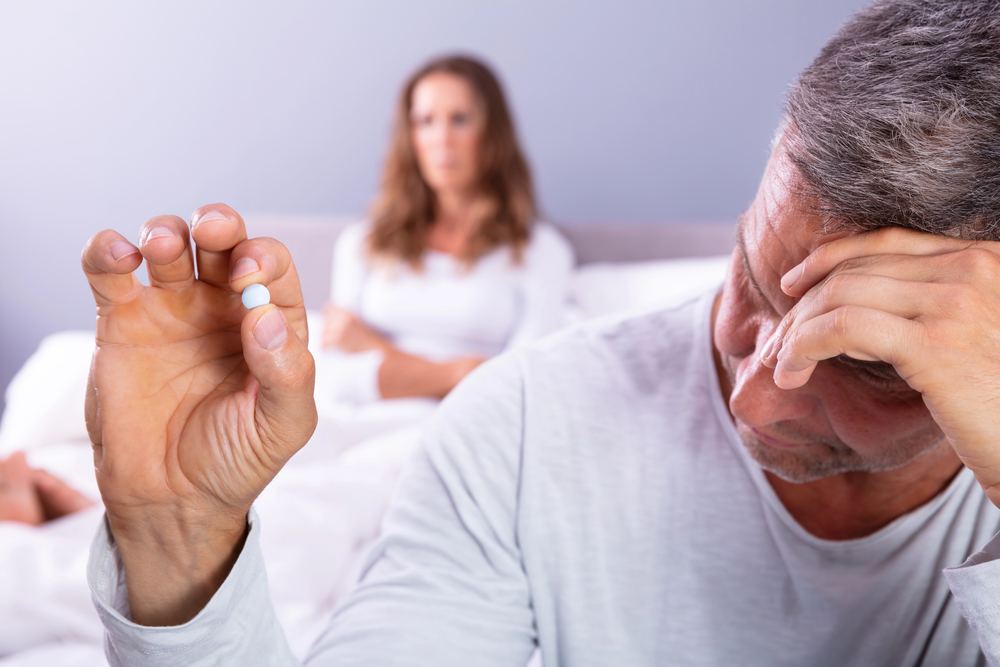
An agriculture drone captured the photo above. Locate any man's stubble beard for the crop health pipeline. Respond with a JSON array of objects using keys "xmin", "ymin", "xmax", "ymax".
[{"xmin": 735, "ymin": 422, "xmax": 943, "ymax": 483}]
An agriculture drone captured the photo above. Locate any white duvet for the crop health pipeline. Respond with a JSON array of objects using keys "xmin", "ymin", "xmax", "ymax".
[{"xmin": 0, "ymin": 257, "xmax": 728, "ymax": 665}]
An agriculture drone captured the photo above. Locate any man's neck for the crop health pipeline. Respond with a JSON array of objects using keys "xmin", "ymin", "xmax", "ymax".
[{"xmin": 764, "ymin": 446, "xmax": 963, "ymax": 540}]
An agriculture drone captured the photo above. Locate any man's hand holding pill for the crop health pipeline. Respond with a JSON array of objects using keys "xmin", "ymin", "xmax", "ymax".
[{"xmin": 81, "ymin": 204, "xmax": 316, "ymax": 627}]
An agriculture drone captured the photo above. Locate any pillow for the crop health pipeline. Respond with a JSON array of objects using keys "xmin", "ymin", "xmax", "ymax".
[
  {"xmin": 570, "ymin": 256, "xmax": 730, "ymax": 320},
  {"xmin": 0, "ymin": 332, "xmax": 95, "ymax": 455}
]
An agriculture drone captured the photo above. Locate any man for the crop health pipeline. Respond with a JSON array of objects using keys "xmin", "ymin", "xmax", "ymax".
[{"xmin": 84, "ymin": 0, "xmax": 1000, "ymax": 664}]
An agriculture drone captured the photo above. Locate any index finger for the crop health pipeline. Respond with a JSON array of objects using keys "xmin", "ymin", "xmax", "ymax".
[
  {"xmin": 780, "ymin": 226, "xmax": 981, "ymax": 297},
  {"xmin": 81, "ymin": 230, "xmax": 144, "ymax": 307}
]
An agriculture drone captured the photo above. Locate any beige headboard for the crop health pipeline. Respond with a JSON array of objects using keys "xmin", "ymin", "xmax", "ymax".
[{"xmin": 245, "ymin": 215, "xmax": 736, "ymax": 309}]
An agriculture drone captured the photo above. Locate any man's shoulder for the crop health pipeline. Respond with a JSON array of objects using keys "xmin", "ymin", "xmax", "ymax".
[{"xmin": 422, "ymin": 291, "xmax": 716, "ymax": 462}]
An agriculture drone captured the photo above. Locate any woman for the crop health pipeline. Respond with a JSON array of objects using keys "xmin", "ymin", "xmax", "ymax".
[{"xmin": 320, "ymin": 55, "xmax": 574, "ymax": 402}]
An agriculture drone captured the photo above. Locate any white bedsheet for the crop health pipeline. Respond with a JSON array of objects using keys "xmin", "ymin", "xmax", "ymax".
[
  {"xmin": 0, "ymin": 256, "xmax": 729, "ymax": 665},
  {"xmin": 0, "ymin": 421, "xmax": 426, "ymax": 665}
]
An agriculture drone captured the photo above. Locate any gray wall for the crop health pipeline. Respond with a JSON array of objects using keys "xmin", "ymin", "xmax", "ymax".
[{"xmin": 0, "ymin": 0, "xmax": 870, "ymax": 415}]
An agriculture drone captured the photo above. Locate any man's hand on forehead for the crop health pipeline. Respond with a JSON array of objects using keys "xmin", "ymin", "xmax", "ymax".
[
  {"xmin": 759, "ymin": 225, "xmax": 981, "ymax": 386},
  {"xmin": 757, "ymin": 225, "xmax": 1000, "ymax": 506},
  {"xmin": 761, "ymin": 227, "xmax": 974, "ymax": 389}
]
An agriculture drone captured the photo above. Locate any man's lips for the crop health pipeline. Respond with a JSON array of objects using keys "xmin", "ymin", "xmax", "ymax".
[{"xmin": 749, "ymin": 427, "xmax": 814, "ymax": 450}]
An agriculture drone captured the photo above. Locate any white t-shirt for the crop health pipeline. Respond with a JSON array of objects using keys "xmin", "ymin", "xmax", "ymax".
[
  {"xmin": 88, "ymin": 291, "xmax": 1000, "ymax": 666},
  {"xmin": 314, "ymin": 221, "xmax": 574, "ymax": 403}
]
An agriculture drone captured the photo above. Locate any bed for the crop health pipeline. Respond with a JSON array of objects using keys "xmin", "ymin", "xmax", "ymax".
[{"xmin": 0, "ymin": 217, "xmax": 734, "ymax": 666}]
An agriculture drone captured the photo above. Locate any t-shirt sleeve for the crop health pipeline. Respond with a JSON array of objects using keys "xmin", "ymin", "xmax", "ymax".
[
  {"xmin": 305, "ymin": 352, "xmax": 537, "ymax": 666},
  {"xmin": 316, "ymin": 223, "xmax": 384, "ymax": 402},
  {"xmin": 88, "ymin": 509, "xmax": 300, "ymax": 666},
  {"xmin": 88, "ymin": 354, "xmax": 536, "ymax": 667},
  {"xmin": 330, "ymin": 222, "xmax": 370, "ymax": 311},
  {"xmin": 505, "ymin": 224, "xmax": 575, "ymax": 350},
  {"xmin": 944, "ymin": 531, "xmax": 1000, "ymax": 663}
]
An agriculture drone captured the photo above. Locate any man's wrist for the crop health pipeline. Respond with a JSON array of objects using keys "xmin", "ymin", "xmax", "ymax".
[
  {"xmin": 106, "ymin": 506, "xmax": 249, "ymax": 627},
  {"xmin": 90, "ymin": 509, "xmax": 299, "ymax": 665}
]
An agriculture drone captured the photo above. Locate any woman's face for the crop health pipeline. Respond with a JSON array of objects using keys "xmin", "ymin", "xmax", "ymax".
[{"xmin": 410, "ymin": 72, "xmax": 485, "ymax": 197}]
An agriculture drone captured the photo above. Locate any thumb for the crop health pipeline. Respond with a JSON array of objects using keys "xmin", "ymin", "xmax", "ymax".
[{"xmin": 241, "ymin": 305, "xmax": 317, "ymax": 466}]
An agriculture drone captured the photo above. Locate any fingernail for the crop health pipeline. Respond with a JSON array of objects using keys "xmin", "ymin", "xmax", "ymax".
[
  {"xmin": 773, "ymin": 361, "xmax": 800, "ymax": 390},
  {"xmin": 110, "ymin": 241, "xmax": 139, "ymax": 261},
  {"xmin": 146, "ymin": 226, "xmax": 176, "ymax": 241},
  {"xmin": 231, "ymin": 257, "xmax": 260, "ymax": 280},
  {"xmin": 253, "ymin": 307, "xmax": 287, "ymax": 350},
  {"xmin": 193, "ymin": 210, "xmax": 229, "ymax": 228},
  {"xmin": 781, "ymin": 264, "xmax": 804, "ymax": 291},
  {"xmin": 760, "ymin": 332, "xmax": 777, "ymax": 361},
  {"xmin": 775, "ymin": 344, "xmax": 787, "ymax": 361}
]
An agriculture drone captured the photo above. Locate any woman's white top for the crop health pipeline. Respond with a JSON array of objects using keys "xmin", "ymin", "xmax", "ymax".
[{"xmin": 314, "ymin": 221, "xmax": 574, "ymax": 403}]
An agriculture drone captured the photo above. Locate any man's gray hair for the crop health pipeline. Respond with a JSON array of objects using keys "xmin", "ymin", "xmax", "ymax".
[{"xmin": 785, "ymin": 0, "xmax": 1000, "ymax": 240}]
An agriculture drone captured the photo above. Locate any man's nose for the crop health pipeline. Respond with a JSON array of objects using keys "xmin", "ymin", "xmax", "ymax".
[{"xmin": 729, "ymin": 346, "xmax": 815, "ymax": 428}]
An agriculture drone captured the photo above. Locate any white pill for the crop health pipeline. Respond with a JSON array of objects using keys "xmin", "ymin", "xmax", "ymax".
[{"xmin": 241, "ymin": 283, "xmax": 270, "ymax": 309}]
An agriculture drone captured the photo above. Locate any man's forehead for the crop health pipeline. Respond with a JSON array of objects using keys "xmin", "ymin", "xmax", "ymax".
[
  {"xmin": 733, "ymin": 169, "xmax": 849, "ymax": 318},
  {"xmin": 736, "ymin": 210, "xmax": 848, "ymax": 267},
  {"xmin": 735, "ymin": 212, "xmax": 815, "ymax": 279},
  {"xmin": 740, "ymin": 149, "xmax": 852, "ymax": 272}
]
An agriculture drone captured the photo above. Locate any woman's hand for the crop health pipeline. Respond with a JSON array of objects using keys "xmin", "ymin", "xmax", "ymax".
[
  {"xmin": 323, "ymin": 305, "xmax": 390, "ymax": 353},
  {"xmin": 760, "ymin": 227, "xmax": 1000, "ymax": 507},
  {"xmin": 82, "ymin": 204, "xmax": 316, "ymax": 626}
]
